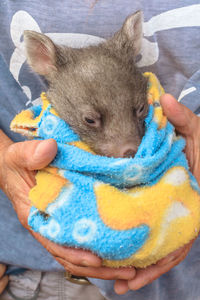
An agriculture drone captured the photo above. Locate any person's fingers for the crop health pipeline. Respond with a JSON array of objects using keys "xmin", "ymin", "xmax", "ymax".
[
  {"xmin": 5, "ymin": 139, "xmax": 57, "ymax": 171},
  {"xmin": 160, "ymin": 93, "xmax": 200, "ymax": 183},
  {"xmin": 31, "ymin": 230, "xmax": 102, "ymax": 267},
  {"xmin": 0, "ymin": 276, "xmax": 8, "ymax": 295},
  {"xmin": 160, "ymin": 94, "xmax": 197, "ymax": 136},
  {"xmin": 114, "ymin": 234, "xmax": 195, "ymax": 293},
  {"xmin": 57, "ymin": 257, "xmax": 136, "ymax": 280},
  {"xmin": 156, "ymin": 240, "xmax": 193, "ymax": 267},
  {"xmin": 0, "ymin": 265, "xmax": 8, "ymax": 295},
  {"xmin": 31, "ymin": 231, "xmax": 136, "ymax": 280},
  {"xmin": 127, "ymin": 244, "xmax": 192, "ymax": 291},
  {"xmin": 114, "ymin": 279, "xmax": 129, "ymax": 295},
  {"xmin": 0, "ymin": 265, "xmax": 6, "ymax": 278}
]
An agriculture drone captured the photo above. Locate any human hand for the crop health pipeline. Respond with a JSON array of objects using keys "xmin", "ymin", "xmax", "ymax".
[
  {"xmin": 0, "ymin": 264, "xmax": 8, "ymax": 295},
  {"xmin": 0, "ymin": 131, "xmax": 136, "ymax": 281},
  {"xmin": 114, "ymin": 93, "xmax": 200, "ymax": 294}
]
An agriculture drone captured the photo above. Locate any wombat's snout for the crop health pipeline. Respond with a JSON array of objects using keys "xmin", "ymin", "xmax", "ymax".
[
  {"xmin": 114, "ymin": 143, "xmax": 138, "ymax": 158},
  {"xmin": 121, "ymin": 145, "xmax": 138, "ymax": 158},
  {"xmin": 100, "ymin": 141, "xmax": 139, "ymax": 158}
]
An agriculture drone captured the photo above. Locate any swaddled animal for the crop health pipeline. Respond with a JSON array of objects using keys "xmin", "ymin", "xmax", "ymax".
[
  {"xmin": 24, "ymin": 11, "xmax": 148, "ymax": 158},
  {"xmin": 16, "ymin": 11, "xmax": 200, "ymax": 268}
]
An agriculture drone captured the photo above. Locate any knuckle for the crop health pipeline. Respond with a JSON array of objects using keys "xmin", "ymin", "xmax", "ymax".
[{"xmin": 4, "ymin": 144, "xmax": 17, "ymax": 167}]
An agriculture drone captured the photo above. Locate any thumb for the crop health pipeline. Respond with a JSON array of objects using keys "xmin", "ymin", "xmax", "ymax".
[
  {"xmin": 160, "ymin": 93, "xmax": 196, "ymax": 136},
  {"xmin": 7, "ymin": 139, "xmax": 57, "ymax": 170}
]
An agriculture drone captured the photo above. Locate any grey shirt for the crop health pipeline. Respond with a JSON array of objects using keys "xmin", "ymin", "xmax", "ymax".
[{"xmin": 1, "ymin": 1, "xmax": 200, "ymax": 299}]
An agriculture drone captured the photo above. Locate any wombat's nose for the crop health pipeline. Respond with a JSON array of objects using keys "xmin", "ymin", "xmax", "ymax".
[
  {"xmin": 102, "ymin": 143, "xmax": 139, "ymax": 158},
  {"xmin": 120, "ymin": 145, "xmax": 138, "ymax": 158}
]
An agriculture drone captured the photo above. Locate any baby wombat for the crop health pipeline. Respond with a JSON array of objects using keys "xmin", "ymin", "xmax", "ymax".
[{"xmin": 24, "ymin": 11, "xmax": 148, "ymax": 158}]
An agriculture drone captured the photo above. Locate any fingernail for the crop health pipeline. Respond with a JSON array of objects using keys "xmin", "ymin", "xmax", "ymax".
[
  {"xmin": 34, "ymin": 139, "xmax": 56, "ymax": 160},
  {"xmin": 115, "ymin": 281, "xmax": 129, "ymax": 295}
]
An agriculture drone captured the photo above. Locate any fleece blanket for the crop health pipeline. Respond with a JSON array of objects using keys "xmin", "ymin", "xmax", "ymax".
[{"xmin": 11, "ymin": 72, "xmax": 200, "ymax": 268}]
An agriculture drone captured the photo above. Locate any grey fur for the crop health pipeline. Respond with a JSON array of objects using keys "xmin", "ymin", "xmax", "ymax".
[{"xmin": 24, "ymin": 11, "xmax": 148, "ymax": 158}]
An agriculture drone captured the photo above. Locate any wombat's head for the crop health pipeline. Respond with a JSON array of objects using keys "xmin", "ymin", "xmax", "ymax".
[{"xmin": 24, "ymin": 11, "xmax": 148, "ymax": 158}]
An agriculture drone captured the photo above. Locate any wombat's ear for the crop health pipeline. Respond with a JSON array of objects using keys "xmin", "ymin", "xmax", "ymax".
[
  {"xmin": 108, "ymin": 11, "xmax": 143, "ymax": 57},
  {"xmin": 24, "ymin": 30, "xmax": 58, "ymax": 75}
]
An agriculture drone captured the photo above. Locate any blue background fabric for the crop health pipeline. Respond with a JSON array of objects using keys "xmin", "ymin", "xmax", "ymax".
[
  {"xmin": 0, "ymin": 54, "xmax": 27, "ymax": 141},
  {"xmin": 179, "ymin": 70, "xmax": 200, "ymax": 115},
  {"xmin": 1, "ymin": 1, "xmax": 200, "ymax": 299}
]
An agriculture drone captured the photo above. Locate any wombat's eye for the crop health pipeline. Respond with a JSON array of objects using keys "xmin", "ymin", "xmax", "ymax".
[
  {"xmin": 85, "ymin": 118, "xmax": 95, "ymax": 124},
  {"xmin": 136, "ymin": 103, "xmax": 147, "ymax": 119},
  {"xmin": 83, "ymin": 112, "xmax": 101, "ymax": 128}
]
